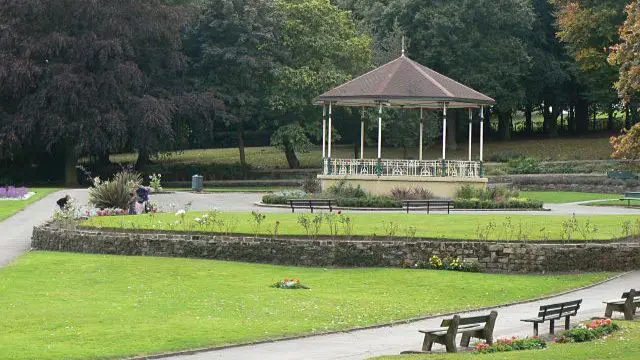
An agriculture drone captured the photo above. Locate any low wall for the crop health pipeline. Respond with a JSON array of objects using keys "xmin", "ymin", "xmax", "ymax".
[
  {"xmin": 317, "ymin": 175, "xmax": 488, "ymax": 198},
  {"xmin": 31, "ymin": 225, "xmax": 640, "ymax": 273}
]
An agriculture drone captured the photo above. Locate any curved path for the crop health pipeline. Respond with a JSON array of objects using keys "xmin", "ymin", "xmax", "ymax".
[
  {"xmin": 166, "ymin": 271, "xmax": 640, "ymax": 360},
  {"xmin": 1, "ymin": 190, "xmax": 639, "ymax": 360}
]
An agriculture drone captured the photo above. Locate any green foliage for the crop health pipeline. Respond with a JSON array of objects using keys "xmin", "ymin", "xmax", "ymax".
[
  {"xmin": 488, "ymin": 151, "xmax": 526, "ymax": 163},
  {"xmin": 327, "ymin": 179, "xmax": 367, "ymax": 198},
  {"xmin": 453, "ymin": 199, "xmax": 543, "ymax": 210},
  {"xmin": 88, "ymin": 172, "xmax": 142, "ymax": 209},
  {"xmin": 474, "ymin": 336, "xmax": 547, "ymax": 353},
  {"xmin": 301, "ymin": 174, "xmax": 321, "ymax": 194},
  {"xmin": 507, "ymin": 156, "xmax": 541, "ymax": 174},
  {"xmin": 402, "ymin": 255, "xmax": 480, "ymax": 272},
  {"xmin": 456, "ymin": 185, "xmax": 520, "ymax": 201},
  {"xmin": 556, "ymin": 319, "xmax": 620, "ymax": 343},
  {"xmin": 390, "ymin": 187, "xmax": 434, "ymax": 200}
]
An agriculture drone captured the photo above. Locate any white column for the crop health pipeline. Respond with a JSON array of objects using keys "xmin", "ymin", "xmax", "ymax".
[
  {"xmin": 480, "ymin": 105, "xmax": 484, "ymax": 162},
  {"xmin": 328, "ymin": 102, "xmax": 333, "ymax": 158},
  {"xmin": 360, "ymin": 107, "xmax": 365, "ymax": 160},
  {"xmin": 468, "ymin": 108, "xmax": 473, "ymax": 161},
  {"xmin": 419, "ymin": 108, "xmax": 424, "ymax": 161},
  {"xmin": 321, "ymin": 103, "xmax": 326, "ymax": 158},
  {"xmin": 377, "ymin": 103, "xmax": 382, "ymax": 159},
  {"xmin": 442, "ymin": 103, "xmax": 447, "ymax": 160}
]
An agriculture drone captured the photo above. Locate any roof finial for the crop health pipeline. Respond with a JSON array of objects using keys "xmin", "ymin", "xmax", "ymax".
[{"xmin": 401, "ymin": 36, "xmax": 405, "ymax": 56}]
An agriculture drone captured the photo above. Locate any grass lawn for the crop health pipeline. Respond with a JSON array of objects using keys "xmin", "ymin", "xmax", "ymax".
[
  {"xmin": 108, "ymin": 136, "xmax": 614, "ymax": 169},
  {"xmin": 0, "ymin": 252, "xmax": 613, "ymax": 360},
  {"xmin": 372, "ymin": 321, "xmax": 640, "ymax": 360},
  {"xmin": 0, "ymin": 187, "xmax": 59, "ymax": 221},
  {"xmin": 83, "ymin": 212, "xmax": 639, "ymax": 241},
  {"xmin": 520, "ymin": 191, "xmax": 617, "ymax": 204}
]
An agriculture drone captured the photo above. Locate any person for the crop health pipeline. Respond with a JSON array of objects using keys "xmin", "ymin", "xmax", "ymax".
[{"xmin": 56, "ymin": 195, "xmax": 71, "ymax": 209}]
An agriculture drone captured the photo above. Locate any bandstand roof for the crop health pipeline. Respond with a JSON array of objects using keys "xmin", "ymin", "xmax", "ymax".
[{"xmin": 316, "ymin": 55, "xmax": 495, "ymax": 109}]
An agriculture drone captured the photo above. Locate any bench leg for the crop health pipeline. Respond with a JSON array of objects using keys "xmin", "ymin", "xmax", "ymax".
[
  {"xmin": 447, "ymin": 202, "xmax": 450, "ymax": 214},
  {"xmin": 533, "ymin": 322, "xmax": 539, "ymax": 337},
  {"xmin": 422, "ymin": 334, "xmax": 434, "ymax": 352},
  {"xmin": 444, "ymin": 335, "xmax": 457, "ymax": 353},
  {"xmin": 460, "ymin": 333, "xmax": 471, "ymax": 347},
  {"xmin": 604, "ymin": 304, "xmax": 613, "ymax": 318},
  {"xmin": 624, "ymin": 304, "xmax": 634, "ymax": 320},
  {"xmin": 310, "ymin": 206, "xmax": 314, "ymax": 213},
  {"xmin": 549, "ymin": 319, "xmax": 555, "ymax": 334},
  {"xmin": 565, "ymin": 316, "xmax": 571, "ymax": 330},
  {"xmin": 427, "ymin": 202, "xmax": 430, "ymax": 214}
]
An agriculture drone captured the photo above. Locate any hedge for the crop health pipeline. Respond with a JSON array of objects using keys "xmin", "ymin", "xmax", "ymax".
[{"xmin": 453, "ymin": 198, "xmax": 543, "ymax": 209}]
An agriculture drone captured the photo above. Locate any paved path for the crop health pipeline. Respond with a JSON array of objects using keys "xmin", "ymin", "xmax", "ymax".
[
  {"xmin": 166, "ymin": 271, "xmax": 640, "ymax": 360},
  {"xmin": 0, "ymin": 189, "xmax": 70, "ymax": 266}
]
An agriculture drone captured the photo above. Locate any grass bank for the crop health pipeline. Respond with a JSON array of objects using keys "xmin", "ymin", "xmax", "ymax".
[
  {"xmin": 0, "ymin": 187, "xmax": 60, "ymax": 221},
  {"xmin": 83, "ymin": 212, "xmax": 640, "ymax": 241},
  {"xmin": 0, "ymin": 252, "xmax": 613, "ymax": 360},
  {"xmin": 372, "ymin": 321, "xmax": 640, "ymax": 360}
]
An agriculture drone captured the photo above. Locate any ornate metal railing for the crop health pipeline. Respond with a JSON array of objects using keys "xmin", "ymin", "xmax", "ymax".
[{"xmin": 323, "ymin": 158, "xmax": 482, "ymax": 178}]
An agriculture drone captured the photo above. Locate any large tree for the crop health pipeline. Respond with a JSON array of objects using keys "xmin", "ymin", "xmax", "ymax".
[
  {"xmin": 267, "ymin": 0, "xmax": 372, "ymax": 168},
  {"xmin": 184, "ymin": 0, "xmax": 282, "ymax": 177},
  {"xmin": 609, "ymin": 0, "xmax": 640, "ymax": 103},
  {"xmin": 0, "ymin": 0, "xmax": 187, "ymax": 185}
]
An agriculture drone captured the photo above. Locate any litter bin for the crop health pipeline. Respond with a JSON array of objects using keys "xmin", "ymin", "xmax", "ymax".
[{"xmin": 191, "ymin": 174, "xmax": 204, "ymax": 192}]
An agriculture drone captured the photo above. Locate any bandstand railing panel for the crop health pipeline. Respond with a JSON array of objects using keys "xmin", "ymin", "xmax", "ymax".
[{"xmin": 323, "ymin": 159, "xmax": 482, "ymax": 178}]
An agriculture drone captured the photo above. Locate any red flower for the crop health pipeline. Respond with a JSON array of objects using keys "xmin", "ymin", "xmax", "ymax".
[
  {"xmin": 284, "ymin": 278, "xmax": 289, "ymax": 282},
  {"xmin": 337, "ymin": 209, "xmax": 342, "ymax": 215}
]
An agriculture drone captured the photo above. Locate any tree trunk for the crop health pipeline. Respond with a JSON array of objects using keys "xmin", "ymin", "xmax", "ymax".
[
  {"xmin": 497, "ymin": 110, "xmax": 511, "ymax": 141},
  {"xmin": 575, "ymin": 99, "xmax": 589, "ymax": 134},
  {"xmin": 135, "ymin": 148, "xmax": 152, "ymax": 170},
  {"xmin": 446, "ymin": 109, "xmax": 458, "ymax": 151},
  {"xmin": 543, "ymin": 101, "xmax": 559, "ymax": 138},
  {"xmin": 284, "ymin": 141, "xmax": 300, "ymax": 169},
  {"xmin": 568, "ymin": 105, "xmax": 575, "ymax": 133},
  {"xmin": 64, "ymin": 143, "xmax": 78, "ymax": 187},
  {"xmin": 237, "ymin": 121, "xmax": 247, "ymax": 179},
  {"xmin": 524, "ymin": 104, "xmax": 533, "ymax": 136},
  {"xmin": 607, "ymin": 105, "xmax": 615, "ymax": 131}
]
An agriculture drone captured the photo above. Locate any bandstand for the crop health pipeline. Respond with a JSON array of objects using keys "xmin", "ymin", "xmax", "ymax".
[{"xmin": 316, "ymin": 52, "xmax": 495, "ymax": 198}]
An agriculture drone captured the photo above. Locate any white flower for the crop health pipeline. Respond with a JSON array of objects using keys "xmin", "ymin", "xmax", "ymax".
[
  {"xmin": 194, "ymin": 217, "xmax": 201, "ymax": 223},
  {"xmin": 202, "ymin": 214, "xmax": 209, "ymax": 219},
  {"xmin": 175, "ymin": 209, "xmax": 185, "ymax": 216}
]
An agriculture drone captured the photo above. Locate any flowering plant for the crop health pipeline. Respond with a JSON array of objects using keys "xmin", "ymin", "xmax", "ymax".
[
  {"xmin": 0, "ymin": 186, "xmax": 29, "ymax": 199},
  {"xmin": 555, "ymin": 319, "xmax": 619, "ymax": 343},
  {"xmin": 271, "ymin": 278, "xmax": 309, "ymax": 289},
  {"xmin": 148, "ymin": 173, "xmax": 162, "ymax": 192},
  {"xmin": 84, "ymin": 208, "xmax": 128, "ymax": 217},
  {"xmin": 401, "ymin": 255, "xmax": 480, "ymax": 272},
  {"xmin": 474, "ymin": 336, "xmax": 546, "ymax": 353}
]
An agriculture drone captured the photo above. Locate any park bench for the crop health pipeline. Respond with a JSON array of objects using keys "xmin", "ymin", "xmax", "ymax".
[
  {"xmin": 403, "ymin": 311, "xmax": 497, "ymax": 353},
  {"xmin": 619, "ymin": 192, "xmax": 640, "ymax": 206},
  {"xmin": 608, "ymin": 170, "xmax": 639, "ymax": 180},
  {"xmin": 287, "ymin": 199, "xmax": 334, "ymax": 213},
  {"xmin": 402, "ymin": 199, "xmax": 452, "ymax": 214},
  {"xmin": 521, "ymin": 299, "xmax": 582, "ymax": 336},
  {"xmin": 604, "ymin": 289, "xmax": 640, "ymax": 320}
]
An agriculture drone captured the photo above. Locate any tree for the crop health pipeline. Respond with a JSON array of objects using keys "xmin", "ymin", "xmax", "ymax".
[
  {"xmin": 610, "ymin": 122, "xmax": 640, "ymax": 160},
  {"xmin": 609, "ymin": 0, "xmax": 640, "ymax": 103},
  {"xmin": 184, "ymin": 0, "xmax": 282, "ymax": 177},
  {"xmin": 267, "ymin": 0, "xmax": 371, "ymax": 168},
  {"xmin": 0, "ymin": 0, "xmax": 187, "ymax": 185}
]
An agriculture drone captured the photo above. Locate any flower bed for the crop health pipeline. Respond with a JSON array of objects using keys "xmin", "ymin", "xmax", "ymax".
[
  {"xmin": 555, "ymin": 319, "xmax": 619, "ymax": 343},
  {"xmin": 270, "ymin": 278, "xmax": 309, "ymax": 289},
  {"xmin": 401, "ymin": 255, "xmax": 480, "ymax": 272},
  {"xmin": 0, "ymin": 186, "xmax": 30, "ymax": 199},
  {"xmin": 474, "ymin": 336, "xmax": 546, "ymax": 353}
]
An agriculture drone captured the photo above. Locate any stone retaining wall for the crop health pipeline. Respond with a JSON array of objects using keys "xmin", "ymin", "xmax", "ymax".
[{"xmin": 31, "ymin": 225, "xmax": 640, "ymax": 273}]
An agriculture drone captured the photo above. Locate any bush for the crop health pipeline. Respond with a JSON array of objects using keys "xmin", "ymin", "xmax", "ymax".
[
  {"xmin": 488, "ymin": 151, "xmax": 525, "ymax": 163},
  {"xmin": 555, "ymin": 319, "xmax": 619, "ymax": 343},
  {"xmin": 507, "ymin": 156, "xmax": 540, "ymax": 174},
  {"xmin": 402, "ymin": 255, "xmax": 480, "ymax": 272},
  {"xmin": 327, "ymin": 179, "xmax": 367, "ymax": 198},
  {"xmin": 475, "ymin": 336, "xmax": 546, "ymax": 353},
  {"xmin": 391, "ymin": 187, "xmax": 434, "ymax": 200},
  {"xmin": 88, "ymin": 171, "xmax": 142, "ymax": 209},
  {"xmin": 301, "ymin": 175, "xmax": 321, "ymax": 194},
  {"xmin": 453, "ymin": 198, "xmax": 543, "ymax": 209},
  {"xmin": 456, "ymin": 185, "xmax": 519, "ymax": 201}
]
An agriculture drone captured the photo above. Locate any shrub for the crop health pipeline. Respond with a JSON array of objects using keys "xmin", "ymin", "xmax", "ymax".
[
  {"xmin": 453, "ymin": 198, "xmax": 543, "ymax": 210},
  {"xmin": 555, "ymin": 319, "xmax": 619, "ymax": 343},
  {"xmin": 456, "ymin": 185, "xmax": 519, "ymax": 201},
  {"xmin": 88, "ymin": 171, "xmax": 142, "ymax": 209},
  {"xmin": 301, "ymin": 174, "xmax": 321, "ymax": 194},
  {"xmin": 391, "ymin": 187, "xmax": 434, "ymax": 200},
  {"xmin": 327, "ymin": 179, "xmax": 367, "ymax": 198},
  {"xmin": 474, "ymin": 336, "xmax": 546, "ymax": 353},
  {"xmin": 487, "ymin": 151, "xmax": 525, "ymax": 163},
  {"xmin": 507, "ymin": 156, "xmax": 540, "ymax": 174},
  {"xmin": 403, "ymin": 255, "xmax": 480, "ymax": 272}
]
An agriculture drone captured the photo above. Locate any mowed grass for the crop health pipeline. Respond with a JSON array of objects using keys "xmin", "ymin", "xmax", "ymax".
[
  {"xmin": 109, "ymin": 136, "xmax": 614, "ymax": 168},
  {"xmin": 0, "ymin": 187, "xmax": 59, "ymax": 221},
  {"xmin": 0, "ymin": 252, "xmax": 613, "ymax": 360},
  {"xmin": 372, "ymin": 321, "xmax": 640, "ymax": 360},
  {"xmin": 83, "ymin": 212, "xmax": 639, "ymax": 241},
  {"xmin": 520, "ymin": 191, "xmax": 617, "ymax": 204}
]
